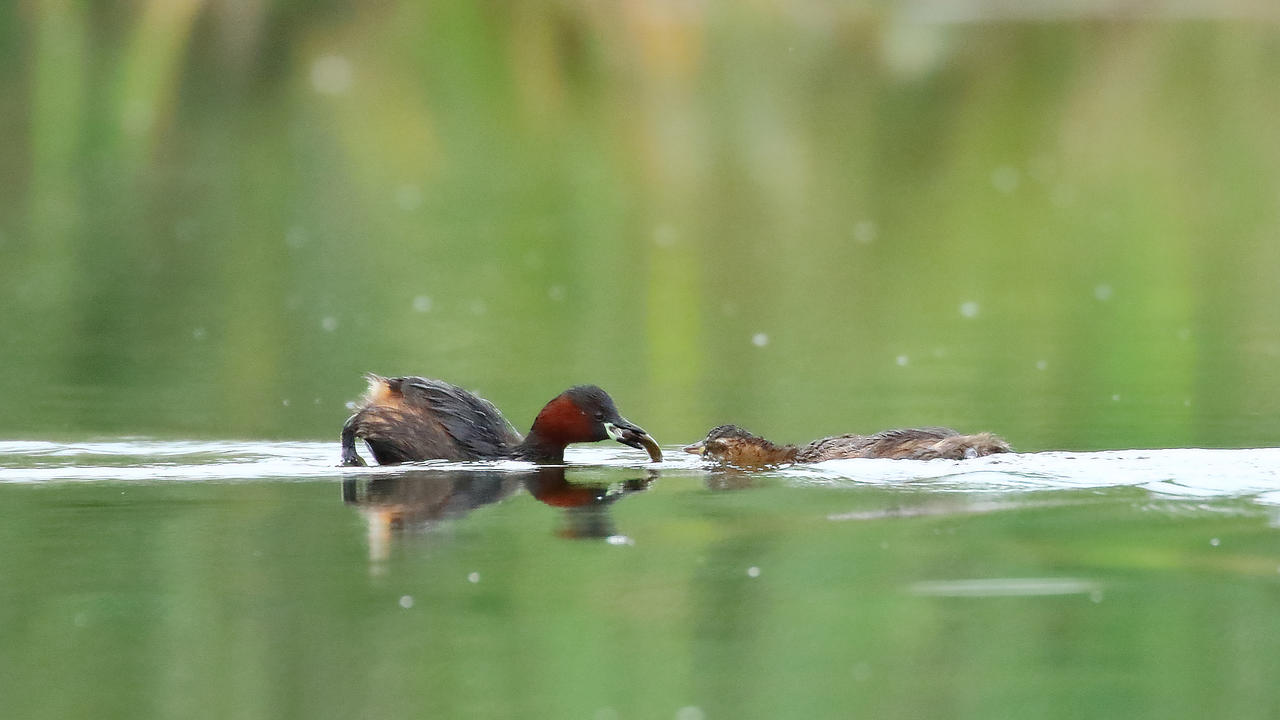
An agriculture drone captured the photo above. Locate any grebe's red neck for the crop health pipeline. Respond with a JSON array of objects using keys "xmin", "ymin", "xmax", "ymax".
[
  {"xmin": 516, "ymin": 394, "xmax": 600, "ymax": 462},
  {"xmin": 513, "ymin": 385, "xmax": 662, "ymax": 463},
  {"xmin": 523, "ymin": 467, "xmax": 608, "ymax": 507}
]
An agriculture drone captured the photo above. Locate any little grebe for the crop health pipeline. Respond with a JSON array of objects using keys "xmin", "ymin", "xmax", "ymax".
[
  {"xmin": 342, "ymin": 375, "xmax": 662, "ymax": 465},
  {"xmin": 684, "ymin": 424, "xmax": 1010, "ymax": 467}
]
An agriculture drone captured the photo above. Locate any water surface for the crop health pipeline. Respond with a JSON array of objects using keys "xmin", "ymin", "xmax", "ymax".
[
  {"xmin": 6, "ymin": 3, "xmax": 1280, "ymax": 718},
  {"xmin": 3, "ymin": 441, "xmax": 1279, "ymax": 719}
]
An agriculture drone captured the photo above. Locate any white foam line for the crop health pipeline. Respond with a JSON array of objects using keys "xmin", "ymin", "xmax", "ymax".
[
  {"xmin": 910, "ymin": 578, "xmax": 1102, "ymax": 598},
  {"xmin": 0, "ymin": 441, "xmax": 688, "ymax": 483},
  {"xmin": 2, "ymin": 443, "xmax": 1279, "ymax": 499},
  {"xmin": 827, "ymin": 497, "xmax": 1085, "ymax": 522}
]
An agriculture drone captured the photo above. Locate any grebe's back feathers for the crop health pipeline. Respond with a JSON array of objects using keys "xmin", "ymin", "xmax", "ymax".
[
  {"xmin": 391, "ymin": 376, "xmax": 523, "ymax": 459},
  {"xmin": 793, "ymin": 426, "xmax": 1007, "ymax": 462},
  {"xmin": 343, "ymin": 375, "xmax": 522, "ymax": 464}
]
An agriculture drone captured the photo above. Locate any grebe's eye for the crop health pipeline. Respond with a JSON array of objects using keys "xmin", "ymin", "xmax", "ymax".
[{"xmin": 594, "ymin": 411, "xmax": 606, "ymax": 422}]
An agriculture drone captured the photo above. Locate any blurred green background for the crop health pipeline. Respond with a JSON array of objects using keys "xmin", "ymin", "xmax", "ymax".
[
  {"xmin": 4, "ymin": 1, "xmax": 1280, "ymax": 450},
  {"xmin": 5, "ymin": 6, "xmax": 1280, "ymax": 719}
]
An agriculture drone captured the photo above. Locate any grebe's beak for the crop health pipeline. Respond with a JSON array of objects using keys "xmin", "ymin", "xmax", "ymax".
[
  {"xmin": 682, "ymin": 440, "xmax": 706, "ymax": 456},
  {"xmin": 604, "ymin": 420, "xmax": 663, "ymax": 462}
]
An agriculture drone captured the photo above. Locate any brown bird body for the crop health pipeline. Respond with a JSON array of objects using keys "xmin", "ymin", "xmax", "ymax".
[
  {"xmin": 342, "ymin": 375, "xmax": 661, "ymax": 466},
  {"xmin": 685, "ymin": 424, "xmax": 1010, "ymax": 468}
]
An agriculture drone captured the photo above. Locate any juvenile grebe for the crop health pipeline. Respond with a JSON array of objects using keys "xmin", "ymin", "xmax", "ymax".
[
  {"xmin": 684, "ymin": 424, "xmax": 1010, "ymax": 467},
  {"xmin": 341, "ymin": 375, "xmax": 662, "ymax": 465}
]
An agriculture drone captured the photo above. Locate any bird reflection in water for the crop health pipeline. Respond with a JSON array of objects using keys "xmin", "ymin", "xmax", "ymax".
[
  {"xmin": 701, "ymin": 467, "xmax": 760, "ymax": 492},
  {"xmin": 524, "ymin": 467, "xmax": 657, "ymax": 540},
  {"xmin": 342, "ymin": 469, "xmax": 518, "ymax": 564},
  {"xmin": 342, "ymin": 467, "xmax": 656, "ymax": 561}
]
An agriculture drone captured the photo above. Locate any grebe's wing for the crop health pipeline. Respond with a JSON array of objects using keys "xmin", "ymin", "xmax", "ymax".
[
  {"xmin": 397, "ymin": 377, "xmax": 523, "ymax": 459},
  {"xmin": 865, "ymin": 427, "xmax": 960, "ymax": 443}
]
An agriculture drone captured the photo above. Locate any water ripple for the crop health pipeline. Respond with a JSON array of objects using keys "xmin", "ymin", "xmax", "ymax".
[
  {"xmin": 782, "ymin": 448, "xmax": 1280, "ymax": 499},
  {"xmin": 1, "ymin": 442, "xmax": 1278, "ymax": 504}
]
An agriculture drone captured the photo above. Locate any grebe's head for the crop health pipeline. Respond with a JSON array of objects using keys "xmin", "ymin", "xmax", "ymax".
[
  {"xmin": 530, "ymin": 385, "xmax": 662, "ymax": 462},
  {"xmin": 684, "ymin": 425, "xmax": 792, "ymax": 467},
  {"xmin": 684, "ymin": 425, "xmax": 764, "ymax": 458}
]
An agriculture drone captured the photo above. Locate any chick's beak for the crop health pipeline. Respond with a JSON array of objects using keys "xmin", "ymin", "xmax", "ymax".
[
  {"xmin": 682, "ymin": 440, "xmax": 706, "ymax": 456},
  {"xmin": 604, "ymin": 419, "xmax": 663, "ymax": 462}
]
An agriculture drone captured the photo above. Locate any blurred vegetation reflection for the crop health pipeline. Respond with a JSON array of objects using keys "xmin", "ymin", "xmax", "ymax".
[
  {"xmin": 4, "ymin": 477, "xmax": 1280, "ymax": 719},
  {"xmin": 4, "ymin": 2, "xmax": 1280, "ymax": 451},
  {"xmin": 342, "ymin": 466, "xmax": 656, "ymax": 554}
]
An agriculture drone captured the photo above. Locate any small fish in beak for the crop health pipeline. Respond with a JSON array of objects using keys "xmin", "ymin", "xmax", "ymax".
[{"xmin": 605, "ymin": 421, "xmax": 664, "ymax": 462}]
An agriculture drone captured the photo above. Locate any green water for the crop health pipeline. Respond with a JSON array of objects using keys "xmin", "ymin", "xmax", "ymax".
[
  {"xmin": 3, "ymin": 457, "xmax": 1280, "ymax": 719},
  {"xmin": 4, "ymin": 2, "xmax": 1280, "ymax": 718}
]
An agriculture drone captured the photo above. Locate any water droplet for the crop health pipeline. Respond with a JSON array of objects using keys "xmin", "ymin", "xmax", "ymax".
[
  {"xmin": 192, "ymin": 327, "xmax": 207, "ymax": 341},
  {"xmin": 1111, "ymin": 394, "xmax": 1121, "ymax": 402},
  {"xmin": 1050, "ymin": 184, "xmax": 1077, "ymax": 208},
  {"xmin": 398, "ymin": 595, "xmax": 414, "ymax": 609},
  {"xmin": 853, "ymin": 220, "xmax": 877, "ymax": 244},
  {"xmin": 675, "ymin": 707, "xmax": 705, "ymax": 720},
  {"xmin": 896, "ymin": 355, "xmax": 909, "ymax": 367},
  {"xmin": 1209, "ymin": 537, "xmax": 1220, "ymax": 547},
  {"xmin": 959, "ymin": 301, "xmax": 980, "ymax": 318},
  {"xmin": 1027, "ymin": 154, "xmax": 1057, "ymax": 182},
  {"xmin": 395, "ymin": 184, "xmax": 422, "ymax": 211},
  {"xmin": 311, "ymin": 54, "xmax": 353, "ymax": 95},
  {"xmin": 606, "ymin": 535, "xmax": 635, "ymax": 546},
  {"xmin": 991, "ymin": 165, "xmax": 1020, "ymax": 194},
  {"xmin": 175, "ymin": 219, "xmax": 198, "ymax": 243},
  {"xmin": 1035, "ymin": 360, "xmax": 1048, "ymax": 371},
  {"xmin": 468, "ymin": 572, "xmax": 481, "ymax": 583},
  {"xmin": 881, "ymin": 21, "xmax": 945, "ymax": 79},
  {"xmin": 751, "ymin": 333, "xmax": 769, "ymax": 347},
  {"xmin": 285, "ymin": 226, "xmax": 308, "ymax": 248},
  {"xmin": 412, "ymin": 295, "xmax": 432, "ymax": 313},
  {"xmin": 321, "ymin": 316, "xmax": 339, "ymax": 332},
  {"xmin": 747, "ymin": 566, "xmax": 761, "ymax": 578},
  {"xmin": 281, "ymin": 399, "xmax": 290, "ymax": 407},
  {"xmin": 122, "ymin": 99, "xmax": 154, "ymax": 137},
  {"xmin": 1094, "ymin": 284, "xmax": 1113, "ymax": 301}
]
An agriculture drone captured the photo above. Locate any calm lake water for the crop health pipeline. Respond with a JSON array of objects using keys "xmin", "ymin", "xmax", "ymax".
[
  {"xmin": 5, "ymin": 2, "xmax": 1280, "ymax": 718},
  {"xmin": 3, "ymin": 441, "xmax": 1280, "ymax": 719}
]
